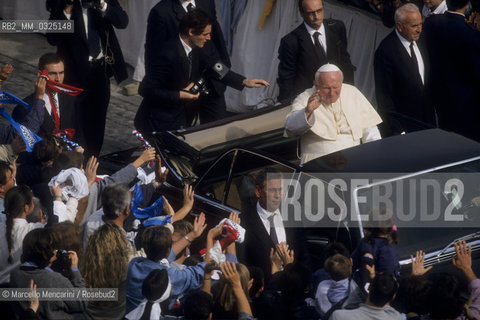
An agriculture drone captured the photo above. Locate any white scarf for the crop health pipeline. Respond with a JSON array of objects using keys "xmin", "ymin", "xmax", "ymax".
[{"xmin": 125, "ymin": 281, "xmax": 172, "ymax": 320}]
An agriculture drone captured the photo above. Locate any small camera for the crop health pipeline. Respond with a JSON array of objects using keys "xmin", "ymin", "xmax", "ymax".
[
  {"xmin": 56, "ymin": 249, "xmax": 70, "ymax": 261},
  {"xmin": 189, "ymin": 78, "xmax": 210, "ymax": 96},
  {"xmin": 81, "ymin": 0, "xmax": 101, "ymax": 9}
]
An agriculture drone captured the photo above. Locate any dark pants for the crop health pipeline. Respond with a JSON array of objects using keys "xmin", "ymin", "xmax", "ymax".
[{"xmin": 77, "ymin": 60, "xmax": 110, "ymax": 157}]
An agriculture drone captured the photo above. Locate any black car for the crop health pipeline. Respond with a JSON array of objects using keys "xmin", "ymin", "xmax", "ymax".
[{"xmin": 100, "ymin": 105, "xmax": 480, "ymax": 275}]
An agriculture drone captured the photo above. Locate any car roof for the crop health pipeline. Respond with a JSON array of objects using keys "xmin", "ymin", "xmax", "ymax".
[{"xmin": 301, "ymin": 129, "xmax": 480, "ymax": 173}]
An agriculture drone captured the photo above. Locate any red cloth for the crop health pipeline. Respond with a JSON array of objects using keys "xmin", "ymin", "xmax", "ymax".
[{"xmin": 40, "ymin": 70, "xmax": 84, "ymax": 96}]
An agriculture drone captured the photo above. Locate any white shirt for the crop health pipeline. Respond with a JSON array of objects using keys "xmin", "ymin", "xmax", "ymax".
[
  {"xmin": 53, "ymin": 197, "xmax": 79, "ymax": 223},
  {"xmin": 43, "ymin": 92, "xmax": 60, "ymax": 118},
  {"xmin": 395, "ymin": 30, "xmax": 425, "ymax": 84},
  {"xmin": 64, "ymin": 0, "xmax": 107, "ymax": 61},
  {"xmin": 83, "ymin": 208, "xmax": 105, "ymax": 248},
  {"xmin": 256, "ymin": 202, "xmax": 287, "ymax": 244},
  {"xmin": 180, "ymin": 0, "xmax": 196, "ymax": 12},
  {"xmin": 422, "ymin": 0, "xmax": 447, "ymax": 17},
  {"xmin": 179, "ymin": 36, "xmax": 193, "ymax": 57},
  {"xmin": 0, "ymin": 219, "xmax": 44, "ymax": 282},
  {"xmin": 304, "ymin": 22, "xmax": 327, "ymax": 53}
]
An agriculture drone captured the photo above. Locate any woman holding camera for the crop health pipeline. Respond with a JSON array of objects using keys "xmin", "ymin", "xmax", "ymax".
[{"xmin": 9, "ymin": 228, "xmax": 86, "ymax": 319}]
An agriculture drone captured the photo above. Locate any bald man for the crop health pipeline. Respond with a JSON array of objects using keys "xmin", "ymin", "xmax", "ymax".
[{"xmin": 285, "ymin": 64, "xmax": 382, "ymax": 163}]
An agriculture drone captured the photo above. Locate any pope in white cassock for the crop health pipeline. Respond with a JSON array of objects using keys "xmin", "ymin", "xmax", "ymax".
[{"xmin": 285, "ymin": 64, "xmax": 383, "ymax": 163}]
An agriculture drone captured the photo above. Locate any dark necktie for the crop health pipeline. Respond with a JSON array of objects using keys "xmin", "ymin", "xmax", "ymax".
[
  {"xmin": 410, "ymin": 42, "xmax": 419, "ymax": 70},
  {"xmin": 268, "ymin": 214, "xmax": 279, "ymax": 245},
  {"xmin": 187, "ymin": 3, "xmax": 194, "ymax": 12},
  {"xmin": 313, "ymin": 31, "xmax": 326, "ymax": 58},
  {"xmin": 87, "ymin": 9, "xmax": 101, "ymax": 58},
  {"xmin": 187, "ymin": 51, "xmax": 193, "ymax": 79}
]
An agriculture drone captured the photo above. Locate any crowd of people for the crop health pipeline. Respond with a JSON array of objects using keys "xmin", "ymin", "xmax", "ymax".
[
  {"xmin": 0, "ymin": 149, "xmax": 478, "ymax": 320},
  {"xmin": 0, "ymin": 0, "xmax": 480, "ymax": 319}
]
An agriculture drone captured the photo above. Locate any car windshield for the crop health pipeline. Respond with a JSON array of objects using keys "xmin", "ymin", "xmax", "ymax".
[{"xmin": 355, "ymin": 158, "xmax": 480, "ymax": 259}]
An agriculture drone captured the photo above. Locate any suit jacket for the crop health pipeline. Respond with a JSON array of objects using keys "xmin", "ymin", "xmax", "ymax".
[
  {"xmin": 46, "ymin": 0, "xmax": 128, "ymax": 86},
  {"xmin": 13, "ymin": 93, "xmax": 77, "ymax": 138},
  {"xmin": 135, "ymin": 37, "xmax": 245, "ymax": 133},
  {"xmin": 238, "ymin": 204, "xmax": 278, "ymax": 279},
  {"xmin": 277, "ymin": 20, "xmax": 355, "ymax": 102},
  {"xmin": 145, "ymin": 0, "xmax": 230, "ymax": 95},
  {"xmin": 423, "ymin": 12, "xmax": 480, "ymax": 141},
  {"xmin": 374, "ymin": 31, "xmax": 436, "ymax": 136}
]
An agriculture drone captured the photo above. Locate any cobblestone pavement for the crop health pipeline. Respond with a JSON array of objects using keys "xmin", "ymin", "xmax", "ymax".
[{"xmin": 0, "ymin": 32, "xmax": 142, "ymax": 155}]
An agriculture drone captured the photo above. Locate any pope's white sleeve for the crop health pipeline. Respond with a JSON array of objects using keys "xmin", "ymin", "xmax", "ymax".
[
  {"xmin": 285, "ymin": 109, "xmax": 314, "ymax": 136},
  {"xmin": 362, "ymin": 126, "xmax": 381, "ymax": 143}
]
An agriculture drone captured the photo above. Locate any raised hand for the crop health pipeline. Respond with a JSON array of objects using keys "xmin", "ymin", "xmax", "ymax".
[
  {"xmin": 155, "ymin": 154, "xmax": 168, "ymax": 185},
  {"xmin": 133, "ymin": 148, "xmax": 156, "ymax": 168},
  {"xmin": 411, "ymin": 250, "xmax": 432, "ymax": 276},
  {"xmin": 84, "ymin": 156, "xmax": 99, "ymax": 187},
  {"xmin": 192, "ymin": 212, "xmax": 207, "ymax": 239},
  {"xmin": 452, "ymin": 240, "xmax": 477, "ymax": 283},
  {"xmin": 228, "ymin": 211, "xmax": 240, "ymax": 225},
  {"xmin": 276, "ymin": 242, "xmax": 294, "ymax": 266}
]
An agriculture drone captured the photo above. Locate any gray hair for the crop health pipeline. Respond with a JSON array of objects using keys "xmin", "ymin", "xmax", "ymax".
[
  {"xmin": 395, "ymin": 3, "xmax": 420, "ymax": 23},
  {"xmin": 102, "ymin": 183, "xmax": 131, "ymax": 219}
]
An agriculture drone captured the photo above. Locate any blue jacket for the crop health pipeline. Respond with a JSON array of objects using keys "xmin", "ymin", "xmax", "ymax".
[
  {"xmin": 125, "ymin": 256, "xmax": 205, "ymax": 313},
  {"xmin": 351, "ymin": 237, "xmax": 400, "ymax": 276}
]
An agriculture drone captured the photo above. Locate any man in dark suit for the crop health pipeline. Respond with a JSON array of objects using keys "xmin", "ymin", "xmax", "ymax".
[
  {"xmin": 423, "ymin": 0, "xmax": 480, "ymax": 142},
  {"xmin": 145, "ymin": 0, "xmax": 233, "ymax": 124},
  {"xmin": 374, "ymin": 3, "xmax": 436, "ymax": 136},
  {"xmin": 277, "ymin": 0, "xmax": 355, "ymax": 102},
  {"xmin": 46, "ymin": 0, "xmax": 128, "ymax": 157},
  {"xmin": 13, "ymin": 53, "xmax": 77, "ymax": 139},
  {"xmin": 238, "ymin": 169, "xmax": 290, "ymax": 279},
  {"xmin": 135, "ymin": 9, "xmax": 268, "ymax": 134}
]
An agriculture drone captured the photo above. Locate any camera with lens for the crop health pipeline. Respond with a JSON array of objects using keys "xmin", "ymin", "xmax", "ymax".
[
  {"xmin": 189, "ymin": 78, "xmax": 210, "ymax": 96},
  {"xmin": 56, "ymin": 249, "xmax": 70, "ymax": 263}
]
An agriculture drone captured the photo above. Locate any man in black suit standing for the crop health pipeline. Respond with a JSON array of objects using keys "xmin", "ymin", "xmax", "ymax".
[
  {"xmin": 145, "ymin": 0, "xmax": 233, "ymax": 124},
  {"xmin": 13, "ymin": 53, "xmax": 77, "ymax": 139},
  {"xmin": 135, "ymin": 9, "xmax": 268, "ymax": 134},
  {"xmin": 374, "ymin": 4, "xmax": 436, "ymax": 136},
  {"xmin": 277, "ymin": 0, "xmax": 355, "ymax": 102},
  {"xmin": 46, "ymin": 0, "xmax": 128, "ymax": 157},
  {"xmin": 238, "ymin": 169, "xmax": 290, "ymax": 279},
  {"xmin": 423, "ymin": 0, "xmax": 480, "ymax": 142}
]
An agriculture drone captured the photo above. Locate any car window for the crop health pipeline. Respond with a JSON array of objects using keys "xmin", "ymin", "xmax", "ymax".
[
  {"xmin": 195, "ymin": 149, "xmax": 297, "ymax": 210},
  {"xmin": 225, "ymin": 150, "xmax": 297, "ymax": 211},
  {"xmin": 196, "ymin": 151, "xmax": 236, "ymax": 202}
]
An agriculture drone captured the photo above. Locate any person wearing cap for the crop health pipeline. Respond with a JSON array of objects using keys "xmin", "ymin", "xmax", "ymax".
[
  {"xmin": 284, "ymin": 64, "xmax": 382, "ymax": 164},
  {"xmin": 374, "ymin": 4, "xmax": 436, "ymax": 137},
  {"xmin": 277, "ymin": 0, "xmax": 355, "ymax": 102}
]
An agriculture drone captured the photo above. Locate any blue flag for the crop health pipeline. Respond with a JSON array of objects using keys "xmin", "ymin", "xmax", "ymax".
[
  {"xmin": 144, "ymin": 215, "xmax": 172, "ymax": 228},
  {"xmin": 130, "ymin": 183, "xmax": 164, "ymax": 219},
  {"xmin": 0, "ymin": 91, "xmax": 31, "ymax": 109},
  {"xmin": 0, "ymin": 91, "xmax": 41, "ymax": 152}
]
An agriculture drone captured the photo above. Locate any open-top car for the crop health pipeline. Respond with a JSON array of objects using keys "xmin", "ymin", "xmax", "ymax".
[{"xmin": 99, "ymin": 105, "xmax": 480, "ymax": 276}]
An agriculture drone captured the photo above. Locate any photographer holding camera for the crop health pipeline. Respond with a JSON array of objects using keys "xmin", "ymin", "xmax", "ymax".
[
  {"xmin": 134, "ymin": 9, "xmax": 269, "ymax": 135},
  {"xmin": 46, "ymin": 0, "xmax": 128, "ymax": 158}
]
